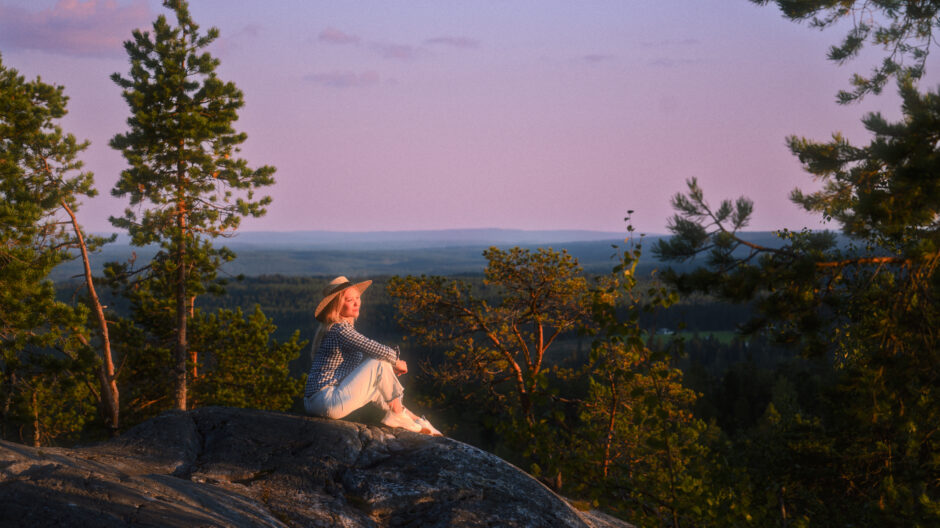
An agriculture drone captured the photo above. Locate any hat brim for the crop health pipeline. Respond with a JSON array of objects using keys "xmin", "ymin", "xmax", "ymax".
[{"xmin": 314, "ymin": 280, "xmax": 372, "ymax": 322}]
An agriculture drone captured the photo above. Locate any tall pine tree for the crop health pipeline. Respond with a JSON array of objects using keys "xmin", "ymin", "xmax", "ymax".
[{"xmin": 110, "ymin": 0, "xmax": 275, "ymax": 410}]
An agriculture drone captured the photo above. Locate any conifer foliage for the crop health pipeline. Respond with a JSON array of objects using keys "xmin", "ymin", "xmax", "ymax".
[
  {"xmin": 0, "ymin": 54, "xmax": 117, "ymax": 445},
  {"xmin": 582, "ymin": 232, "xmax": 732, "ymax": 527},
  {"xmin": 189, "ymin": 306, "xmax": 305, "ymax": 411},
  {"xmin": 110, "ymin": 0, "xmax": 275, "ymax": 410},
  {"xmin": 654, "ymin": 81, "xmax": 940, "ymax": 525},
  {"xmin": 752, "ymin": 0, "xmax": 940, "ymax": 102}
]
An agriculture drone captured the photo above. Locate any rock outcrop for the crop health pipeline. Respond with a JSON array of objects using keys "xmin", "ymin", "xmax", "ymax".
[{"xmin": 0, "ymin": 407, "xmax": 631, "ymax": 527}]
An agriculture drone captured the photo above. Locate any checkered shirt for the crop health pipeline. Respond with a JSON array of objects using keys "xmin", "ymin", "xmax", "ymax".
[{"xmin": 304, "ymin": 322, "xmax": 399, "ymax": 398}]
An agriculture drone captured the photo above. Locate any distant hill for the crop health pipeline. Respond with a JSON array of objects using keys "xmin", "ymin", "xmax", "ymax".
[
  {"xmin": 50, "ymin": 228, "xmax": 802, "ymax": 280},
  {"xmin": 188, "ymin": 228, "xmax": 632, "ymax": 249}
]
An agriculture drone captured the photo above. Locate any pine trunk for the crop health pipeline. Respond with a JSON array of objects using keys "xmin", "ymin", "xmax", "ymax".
[
  {"xmin": 176, "ymin": 258, "xmax": 187, "ymax": 410},
  {"xmin": 189, "ymin": 296, "xmax": 197, "ymax": 383},
  {"xmin": 174, "ymin": 154, "xmax": 189, "ymax": 411},
  {"xmin": 31, "ymin": 390, "xmax": 40, "ymax": 447},
  {"xmin": 61, "ymin": 200, "xmax": 119, "ymax": 433}
]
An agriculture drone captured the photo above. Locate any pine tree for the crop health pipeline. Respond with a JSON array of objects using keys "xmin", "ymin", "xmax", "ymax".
[
  {"xmin": 0, "ymin": 54, "xmax": 115, "ymax": 443},
  {"xmin": 654, "ymin": 80, "xmax": 940, "ymax": 524},
  {"xmin": 110, "ymin": 0, "xmax": 275, "ymax": 410}
]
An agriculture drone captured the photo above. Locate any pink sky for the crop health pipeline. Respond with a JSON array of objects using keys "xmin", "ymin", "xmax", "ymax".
[{"xmin": 2, "ymin": 0, "xmax": 934, "ymax": 234}]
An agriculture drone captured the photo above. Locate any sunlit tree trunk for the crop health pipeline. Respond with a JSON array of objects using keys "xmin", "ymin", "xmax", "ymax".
[
  {"xmin": 61, "ymin": 199, "xmax": 119, "ymax": 433},
  {"xmin": 175, "ymin": 158, "xmax": 189, "ymax": 411},
  {"xmin": 189, "ymin": 295, "xmax": 197, "ymax": 383}
]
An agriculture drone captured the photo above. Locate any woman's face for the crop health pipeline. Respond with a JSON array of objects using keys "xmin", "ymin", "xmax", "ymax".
[{"xmin": 338, "ymin": 288, "xmax": 361, "ymax": 320}]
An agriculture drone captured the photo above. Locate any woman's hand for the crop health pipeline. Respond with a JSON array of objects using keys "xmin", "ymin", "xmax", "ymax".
[{"xmin": 394, "ymin": 359, "xmax": 408, "ymax": 376}]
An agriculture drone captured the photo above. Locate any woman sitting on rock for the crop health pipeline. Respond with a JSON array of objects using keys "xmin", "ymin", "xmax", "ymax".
[{"xmin": 304, "ymin": 276, "xmax": 440, "ymax": 435}]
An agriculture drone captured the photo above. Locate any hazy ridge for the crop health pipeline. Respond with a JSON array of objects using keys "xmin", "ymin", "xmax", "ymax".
[{"xmin": 51, "ymin": 228, "xmax": 795, "ymax": 279}]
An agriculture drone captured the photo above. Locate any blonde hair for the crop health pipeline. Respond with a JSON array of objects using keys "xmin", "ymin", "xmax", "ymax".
[{"xmin": 310, "ymin": 288, "xmax": 357, "ymax": 360}]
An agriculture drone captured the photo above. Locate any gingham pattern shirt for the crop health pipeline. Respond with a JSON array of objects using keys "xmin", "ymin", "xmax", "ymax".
[{"xmin": 304, "ymin": 322, "xmax": 399, "ymax": 398}]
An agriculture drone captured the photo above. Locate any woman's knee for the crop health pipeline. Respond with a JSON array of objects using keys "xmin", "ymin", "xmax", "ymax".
[
  {"xmin": 306, "ymin": 391, "xmax": 348, "ymax": 420},
  {"xmin": 323, "ymin": 406, "xmax": 347, "ymax": 420},
  {"xmin": 310, "ymin": 404, "xmax": 347, "ymax": 420}
]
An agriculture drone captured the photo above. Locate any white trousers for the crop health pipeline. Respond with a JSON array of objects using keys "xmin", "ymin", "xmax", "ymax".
[{"xmin": 304, "ymin": 358, "xmax": 404, "ymax": 419}]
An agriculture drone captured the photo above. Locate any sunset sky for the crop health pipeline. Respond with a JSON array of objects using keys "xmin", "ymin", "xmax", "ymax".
[{"xmin": 2, "ymin": 0, "xmax": 935, "ymax": 235}]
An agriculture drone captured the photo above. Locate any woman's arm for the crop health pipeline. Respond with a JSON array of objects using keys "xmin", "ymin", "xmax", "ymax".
[{"xmin": 334, "ymin": 323, "xmax": 399, "ymax": 363}]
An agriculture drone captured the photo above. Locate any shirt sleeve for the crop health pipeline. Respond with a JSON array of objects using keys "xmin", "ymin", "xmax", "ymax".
[{"xmin": 335, "ymin": 323, "xmax": 399, "ymax": 363}]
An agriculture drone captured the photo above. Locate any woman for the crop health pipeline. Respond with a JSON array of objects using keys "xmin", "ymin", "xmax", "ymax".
[{"xmin": 304, "ymin": 276, "xmax": 440, "ymax": 435}]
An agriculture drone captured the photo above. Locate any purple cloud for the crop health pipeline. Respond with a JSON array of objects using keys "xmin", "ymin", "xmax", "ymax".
[
  {"xmin": 582, "ymin": 54, "xmax": 614, "ymax": 63},
  {"xmin": 648, "ymin": 57, "xmax": 702, "ymax": 68},
  {"xmin": 0, "ymin": 0, "xmax": 152, "ymax": 58},
  {"xmin": 318, "ymin": 27, "xmax": 361, "ymax": 45},
  {"xmin": 304, "ymin": 70, "xmax": 380, "ymax": 88},
  {"xmin": 371, "ymin": 43, "xmax": 418, "ymax": 60},
  {"xmin": 641, "ymin": 38, "xmax": 701, "ymax": 48},
  {"xmin": 424, "ymin": 36, "xmax": 479, "ymax": 49}
]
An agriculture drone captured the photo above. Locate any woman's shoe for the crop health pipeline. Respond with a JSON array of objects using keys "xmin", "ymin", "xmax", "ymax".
[
  {"xmin": 415, "ymin": 415, "xmax": 443, "ymax": 436},
  {"xmin": 381, "ymin": 410, "xmax": 422, "ymax": 432}
]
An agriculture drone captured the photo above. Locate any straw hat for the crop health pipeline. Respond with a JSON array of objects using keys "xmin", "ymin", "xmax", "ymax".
[{"xmin": 315, "ymin": 276, "xmax": 372, "ymax": 322}]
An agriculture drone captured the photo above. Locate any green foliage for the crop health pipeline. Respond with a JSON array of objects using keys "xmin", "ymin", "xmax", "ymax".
[
  {"xmin": 752, "ymin": 0, "xmax": 940, "ymax": 102},
  {"xmin": 388, "ymin": 237, "xmax": 749, "ymax": 525},
  {"xmin": 0, "ymin": 54, "xmax": 107, "ymax": 445},
  {"xmin": 109, "ymin": 0, "xmax": 275, "ymax": 408},
  {"xmin": 111, "ymin": 283, "xmax": 305, "ymax": 424},
  {"xmin": 789, "ymin": 77, "xmax": 940, "ymax": 249},
  {"xmin": 388, "ymin": 247, "xmax": 591, "ymax": 471},
  {"xmin": 109, "ymin": 0, "xmax": 275, "ymax": 243},
  {"xmin": 1, "ymin": 349, "xmax": 98, "ymax": 446},
  {"xmin": 190, "ymin": 306, "xmax": 306, "ymax": 411},
  {"xmin": 655, "ymin": 82, "xmax": 940, "ymax": 525},
  {"xmin": 108, "ymin": 290, "xmax": 177, "ymax": 425},
  {"xmin": 0, "ymin": 55, "xmax": 85, "ymax": 350},
  {"xmin": 578, "ymin": 229, "xmax": 743, "ymax": 527},
  {"xmin": 104, "ymin": 252, "xmax": 304, "ymax": 422}
]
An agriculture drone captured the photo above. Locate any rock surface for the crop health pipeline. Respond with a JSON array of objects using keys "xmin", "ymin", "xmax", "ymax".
[{"xmin": 0, "ymin": 407, "xmax": 632, "ymax": 527}]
